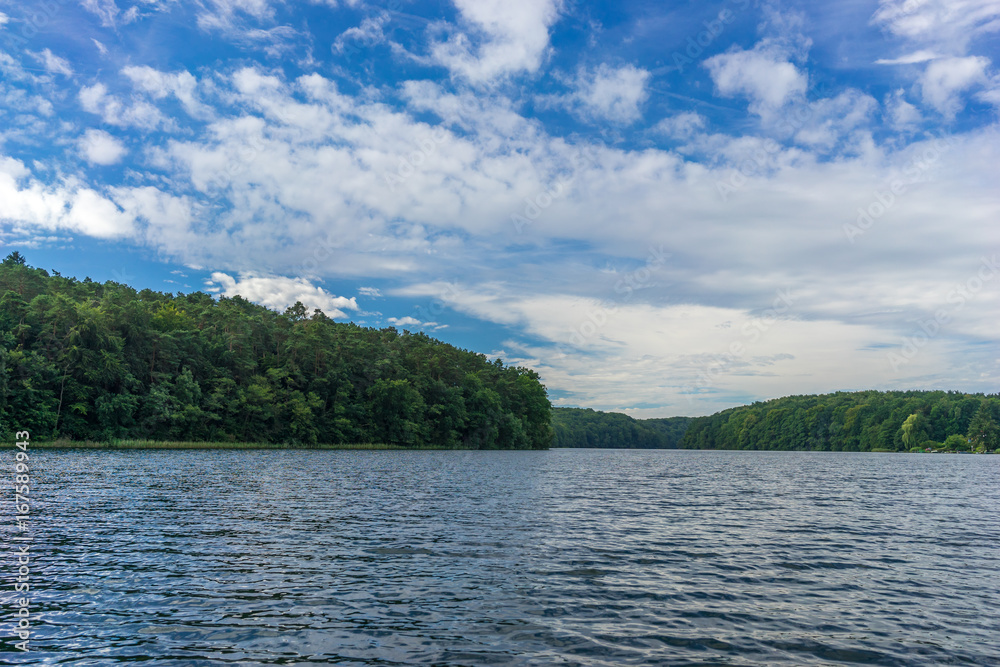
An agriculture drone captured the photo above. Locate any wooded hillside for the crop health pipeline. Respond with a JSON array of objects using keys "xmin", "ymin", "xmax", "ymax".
[
  {"xmin": 680, "ymin": 390, "xmax": 999, "ymax": 452},
  {"xmin": 0, "ymin": 253, "xmax": 551, "ymax": 448}
]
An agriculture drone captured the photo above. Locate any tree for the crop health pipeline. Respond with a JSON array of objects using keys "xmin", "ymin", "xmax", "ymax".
[
  {"xmin": 900, "ymin": 413, "xmax": 927, "ymax": 449},
  {"xmin": 966, "ymin": 404, "xmax": 1000, "ymax": 452}
]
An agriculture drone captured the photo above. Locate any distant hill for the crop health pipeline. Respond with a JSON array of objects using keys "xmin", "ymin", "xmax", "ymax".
[
  {"xmin": 553, "ymin": 390, "xmax": 1000, "ymax": 452},
  {"xmin": 551, "ymin": 407, "xmax": 690, "ymax": 448},
  {"xmin": 680, "ymin": 390, "xmax": 999, "ymax": 452}
]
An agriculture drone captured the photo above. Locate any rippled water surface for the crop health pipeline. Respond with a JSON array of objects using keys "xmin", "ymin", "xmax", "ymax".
[{"xmin": 3, "ymin": 449, "xmax": 999, "ymax": 665}]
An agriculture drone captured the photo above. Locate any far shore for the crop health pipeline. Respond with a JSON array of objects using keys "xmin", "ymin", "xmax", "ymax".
[
  {"xmin": 23, "ymin": 441, "xmax": 997, "ymax": 452},
  {"xmin": 29, "ymin": 440, "xmax": 479, "ymax": 450}
]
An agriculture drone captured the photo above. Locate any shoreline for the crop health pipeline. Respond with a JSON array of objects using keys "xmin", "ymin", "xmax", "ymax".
[
  {"xmin": 29, "ymin": 440, "xmax": 504, "ymax": 451},
  {"xmin": 27, "ymin": 441, "xmax": 994, "ymax": 452}
]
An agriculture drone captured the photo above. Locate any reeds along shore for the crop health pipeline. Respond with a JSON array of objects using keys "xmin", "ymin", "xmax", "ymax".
[{"xmin": 30, "ymin": 440, "xmax": 482, "ymax": 450}]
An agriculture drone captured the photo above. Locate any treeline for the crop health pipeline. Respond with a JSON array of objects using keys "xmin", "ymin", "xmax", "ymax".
[
  {"xmin": 0, "ymin": 254, "xmax": 551, "ymax": 448},
  {"xmin": 551, "ymin": 407, "xmax": 690, "ymax": 448},
  {"xmin": 680, "ymin": 390, "xmax": 1000, "ymax": 452}
]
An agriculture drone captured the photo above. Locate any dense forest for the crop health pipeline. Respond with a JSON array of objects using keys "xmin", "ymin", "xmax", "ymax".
[
  {"xmin": 680, "ymin": 390, "xmax": 1000, "ymax": 452},
  {"xmin": 551, "ymin": 408, "xmax": 690, "ymax": 448},
  {"xmin": 0, "ymin": 254, "xmax": 551, "ymax": 448}
]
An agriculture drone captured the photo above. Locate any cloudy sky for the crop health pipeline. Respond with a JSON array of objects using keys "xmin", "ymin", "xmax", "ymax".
[{"xmin": 1, "ymin": 0, "xmax": 998, "ymax": 417}]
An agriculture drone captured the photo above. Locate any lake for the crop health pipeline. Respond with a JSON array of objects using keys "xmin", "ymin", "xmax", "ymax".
[{"xmin": 3, "ymin": 449, "xmax": 999, "ymax": 665}]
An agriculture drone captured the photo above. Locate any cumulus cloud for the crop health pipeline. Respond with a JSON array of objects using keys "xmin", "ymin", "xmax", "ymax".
[
  {"xmin": 78, "ymin": 129, "xmax": 127, "ymax": 165},
  {"xmin": 561, "ymin": 63, "xmax": 650, "ymax": 124},
  {"xmin": 919, "ymin": 56, "xmax": 991, "ymax": 116},
  {"xmin": 79, "ymin": 82, "xmax": 166, "ymax": 129},
  {"xmin": 654, "ymin": 112, "xmax": 707, "ymax": 140},
  {"xmin": 0, "ymin": 156, "xmax": 134, "ymax": 239},
  {"xmin": 429, "ymin": 0, "xmax": 562, "ymax": 83},
  {"xmin": 704, "ymin": 41, "xmax": 808, "ymax": 116},
  {"xmin": 206, "ymin": 272, "xmax": 360, "ymax": 318},
  {"xmin": 122, "ymin": 66, "xmax": 210, "ymax": 117}
]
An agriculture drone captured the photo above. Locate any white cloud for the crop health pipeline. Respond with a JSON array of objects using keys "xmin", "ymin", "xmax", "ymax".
[
  {"xmin": 0, "ymin": 12, "xmax": 8, "ymax": 26},
  {"xmin": 92, "ymin": 39, "xmax": 108, "ymax": 56},
  {"xmin": 81, "ymin": 0, "xmax": 122, "ymax": 27},
  {"xmin": 0, "ymin": 156, "xmax": 134, "ymax": 239},
  {"xmin": 654, "ymin": 112, "xmax": 707, "ymax": 140},
  {"xmin": 429, "ymin": 0, "xmax": 562, "ymax": 83},
  {"xmin": 194, "ymin": 0, "xmax": 304, "ymax": 56},
  {"xmin": 30, "ymin": 49, "xmax": 74, "ymax": 77},
  {"xmin": 872, "ymin": 0, "xmax": 1000, "ymax": 55},
  {"xmin": 78, "ymin": 129, "xmax": 127, "ymax": 165},
  {"xmin": 704, "ymin": 41, "xmax": 808, "ymax": 116},
  {"xmin": 919, "ymin": 56, "xmax": 991, "ymax": 116},
  {"xmin": 197, "ymin": 0, "xmax": 275, "ymax": 31},
  {"xmin": 564, "ymin": 63, "xmax": 650, "ymax": 124},
  {"xmin": 875, "ymin": 49, "xmax": 941, "ymax": 65},
  {"xmin": 334, "ymin": 13, "xmax": 390, "ymax": 53},
  {"xmin": 65, "ymin": 189, "xmax": 135, "ymax": 238},
  {"xmin": 790, "ymin": 90, "xmax": 878, "ymax": 149},
  {"xmin": 122, "ymin": 65, "xmax": 210, "ymax": 117},
  {"xmin": 387, "ymin": 315, "xmax": 447, "ymax": 330},
  {"xmin": 79, "ymin": 82, "xmax": 166, "ymax": 129},
  {"xmin": 392, "ymin": 283, "xmax": 937, "ymax": 417},
  {"xmin": 206, "ymin": 272, "xmax": 360, "ymax": 318},
  {"xmin": 111, "ymin": 186, "xmax": 199, "ymax": 257},
  {"xmin": 885, "ymin": 89, "xmax": 923, "ymax": 129},
  {"xmin": 359, "ymin": 286, "xmax": 382, "ymax": 297}
]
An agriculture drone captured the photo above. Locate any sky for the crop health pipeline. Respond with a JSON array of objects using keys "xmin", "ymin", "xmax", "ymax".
[{"xmin": 0, "ymin": 0, "xmax": 998, "ymax": 418}]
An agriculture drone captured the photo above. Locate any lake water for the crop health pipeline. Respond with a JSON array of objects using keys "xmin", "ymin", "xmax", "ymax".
[{"xmin": 3, "ymin": 449, "xmax": 999, "ymax": 665}]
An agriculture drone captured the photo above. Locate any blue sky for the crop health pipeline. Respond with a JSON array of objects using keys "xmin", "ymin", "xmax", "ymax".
[{"xmin": 1, "ymin": 0, "xmax": 998, "ymax": 417}]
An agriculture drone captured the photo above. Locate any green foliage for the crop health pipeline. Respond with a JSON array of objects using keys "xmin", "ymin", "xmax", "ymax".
[
  {"xmin": 943, "ymin": 434, "xmax": 970, "ymax": 451},
  {"xmin": 551, "ymin": 407, "xmax": 690, "ymax": 448},
  {"xmin": 0, "ymin": 258, "xmax": 551, "ymax": 449},
  {"xmin": 680, "ymin": 390, "xmax": 1000, "ymax": 451},
  {"xmin": 900, "ymin": 413, "xmax": 927, "ymax": 449},
  {"xmin": 966, "ymin": 403, "xmax": 1000, "ymax": 452}
]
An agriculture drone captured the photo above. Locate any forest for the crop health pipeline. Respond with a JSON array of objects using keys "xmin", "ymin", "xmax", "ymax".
[
  {"xmin": 0, "ymin": 254, "xmax": 551, "ymax": 448},
  {"xmin": 551, "ymin": 408, "xmax": 690, "ymax": 448},
  {"xmin": 679, "ymin": 390, "xmax": 1000, "ymax": 452}
]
